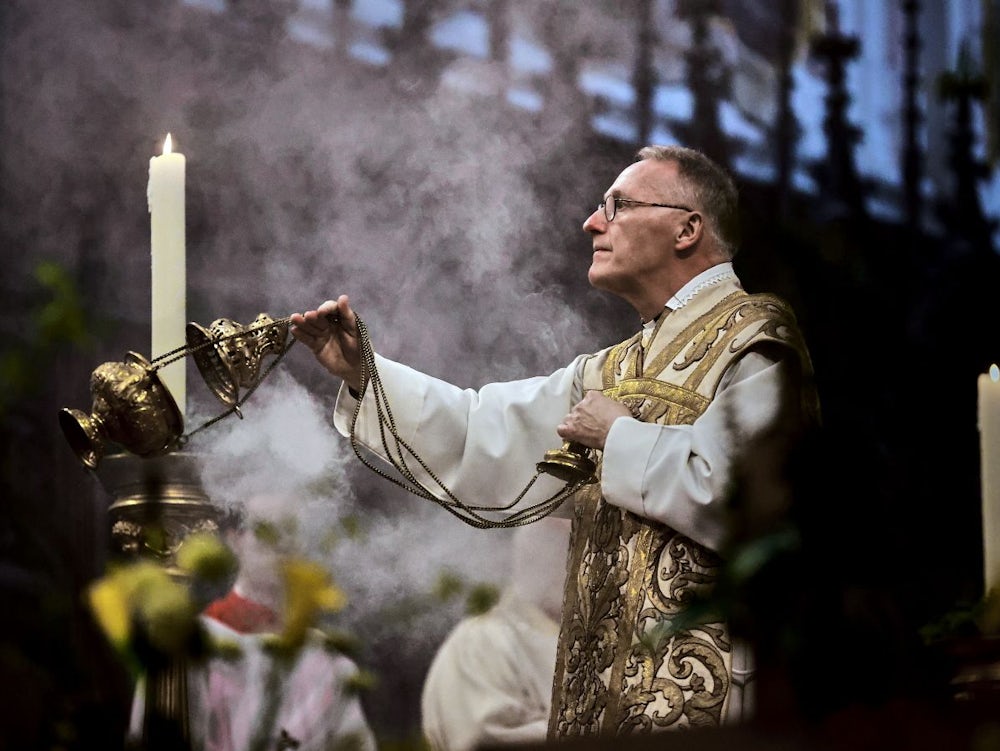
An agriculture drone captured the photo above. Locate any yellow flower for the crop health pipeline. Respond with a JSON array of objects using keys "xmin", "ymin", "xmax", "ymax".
[
  {"xmin": 175, "ymin": 532, "xmax": 238, "ymax": 585},
  {"xmin": 87, "ymin": 562, "xmax": 163, "ymax": 649},
  {"xmin": 137, "ymin": 575, "xmax": 197, "ymax": 655},
  {"xmin": 276, "ymin": 558, "xmax": 346, "ymax": 649},
  {"xmin": 87, "ymin": 561, "xmax": 197, "ymax": 657},
  {"xmin": 88, "ymin": 575, "xmax": 132, "ymax": 650}
]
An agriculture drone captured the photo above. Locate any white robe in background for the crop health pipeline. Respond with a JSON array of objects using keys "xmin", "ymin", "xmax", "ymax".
[
  {"xmin": 420, "ymin": 591, "xmax": 559, "ymax": 751},
  {"xmin": 420, "ymin": 516, "xmax": 571, "ymax": 751}
]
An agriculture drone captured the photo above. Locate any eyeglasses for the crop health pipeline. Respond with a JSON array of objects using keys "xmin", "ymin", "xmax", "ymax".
[{"xmin": 598, "ymin": 196, "xmax": 694, "ymax": 222}]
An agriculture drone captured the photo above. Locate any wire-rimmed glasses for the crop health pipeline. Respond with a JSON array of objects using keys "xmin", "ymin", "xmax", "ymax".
[{"xmin": 598, "ymin": 196, "xmax": 694, "ymax": 222}]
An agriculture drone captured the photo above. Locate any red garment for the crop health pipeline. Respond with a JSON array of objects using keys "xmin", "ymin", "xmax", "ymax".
[{"xmin": 203, "ymin": 590, "xmax": 280, "ymax": 634}]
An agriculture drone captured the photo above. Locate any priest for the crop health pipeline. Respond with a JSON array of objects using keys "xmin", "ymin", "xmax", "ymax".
[{"xmin": 291, "ymin": 145, "xmax": 817, "ymax": 738}]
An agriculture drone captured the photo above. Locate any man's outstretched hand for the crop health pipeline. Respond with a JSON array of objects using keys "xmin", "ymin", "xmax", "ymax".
[{"xmin": 290, "ymin": 295, "xmax": 363, "ymax": 391}]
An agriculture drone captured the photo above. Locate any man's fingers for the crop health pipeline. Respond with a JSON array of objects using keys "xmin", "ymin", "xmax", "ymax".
[
  {"xmin": 310, "ymin": 297, "xmax": 358, "ymax": 337},
  {"xmin": 293, "ymin": 318, "xmax": 331, "ymax": 338},
  {"xmin": 335, "ymin": 296, "xmax": 359, "ymax": 335}
]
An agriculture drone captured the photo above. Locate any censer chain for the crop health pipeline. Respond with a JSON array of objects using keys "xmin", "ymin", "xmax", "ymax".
[
  {"xmin": 349, "ymin": 315, "xmax": 583, "ymax": 529},
  {"xmin": 144, "ymin": 312, "xmax": 581, "ymax": 527},
  {"xmin": 148, "ymin": 315, "xmax": 297, "ymax": 370}
]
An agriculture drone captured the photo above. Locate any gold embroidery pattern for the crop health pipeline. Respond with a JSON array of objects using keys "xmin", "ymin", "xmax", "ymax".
[
  {"xmin": 554, "ymin": 388, "xmax": 731, "ymax": 736},
  {"xmin": 552, "ymin": 289, "xmax": 807, "ymax": 738},
  {"xmin": 553, "ymin": 486, "xmax": 632, "ymax": 735},
  {"xmin": 604, "ymin": 379, "xmax": 708, "ymax": 426},
  {"xmin": 605, "ymin": 335, "xmax": 641, "ymax": 384},
  {"xmin": 675, "ymin": 294, "xmax": 801, "ymax": 381},
  {"xmin": 641, "ymin": 291, "xmax": 748, "ymax": 381},
  {"xmin": 618, "ymin": 529, "xmax": 731, "ymax": 731}
]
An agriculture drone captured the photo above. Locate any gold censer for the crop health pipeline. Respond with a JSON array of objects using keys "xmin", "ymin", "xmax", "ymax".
[{"xmin": 59, "ymin": 313, "xmax": 291, "ymax": 470}]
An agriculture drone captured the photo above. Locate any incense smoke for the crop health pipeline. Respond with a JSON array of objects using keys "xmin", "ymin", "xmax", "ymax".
[{"xmin": 2, "ymin": 1, "xmax": 632, "ymax": 733}]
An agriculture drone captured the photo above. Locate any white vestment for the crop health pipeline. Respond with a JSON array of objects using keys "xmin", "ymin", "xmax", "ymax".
[{"xmin": 333, "ymin": 270, "xmax": 784, "ymax": 554}]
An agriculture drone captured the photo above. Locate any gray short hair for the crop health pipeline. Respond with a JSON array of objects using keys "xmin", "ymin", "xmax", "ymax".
[{"xmin": 635, "ymin": 145, "xmax": 739, "ymax": 255}]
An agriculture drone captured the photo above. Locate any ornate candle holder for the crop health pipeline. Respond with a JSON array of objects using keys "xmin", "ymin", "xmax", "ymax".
[
  {"xmin": 59, "ymin": 313, "xmax": 292, "ymax": 470},
  {"xmin": 58, "ymin": 312, "xmax": 291, "ymax": 750},
  {"xmin": 97, "ymin": 450, "xmax": 229, "ymax": 751}
]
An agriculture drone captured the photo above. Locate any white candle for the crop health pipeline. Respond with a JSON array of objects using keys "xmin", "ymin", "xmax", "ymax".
[
  {"xmin": 148, "ymin": 133, "xmax": 186, "ymax": 419},
  {"xmin": 978, "ymin": 363, "xmax": 1000, "ymax": 599}
]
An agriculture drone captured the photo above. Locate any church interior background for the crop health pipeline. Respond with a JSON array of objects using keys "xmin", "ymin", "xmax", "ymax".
[{"xmin": 2, "ymin": 0, "xmax": 999, "ymax": 748}]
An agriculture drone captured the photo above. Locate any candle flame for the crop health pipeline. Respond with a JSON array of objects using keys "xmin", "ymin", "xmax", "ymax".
[
  {"xmin": 991, "ymin": 364, "xmax": 999, "ymax": 383},
  {"xmin": 163, "ymin": 133, "xmax": 173, "ymax": 155}
]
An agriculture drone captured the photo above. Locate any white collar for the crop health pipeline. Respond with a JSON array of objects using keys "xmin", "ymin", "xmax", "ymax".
[{"xmin": 665, "ymin": 262, "xmax": 738, "ymax": 312}]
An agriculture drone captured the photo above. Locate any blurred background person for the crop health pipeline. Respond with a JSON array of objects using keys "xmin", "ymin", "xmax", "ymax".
[{"xmin": 421, "ymin": 516, "xmax": 572, "ymax": 751}]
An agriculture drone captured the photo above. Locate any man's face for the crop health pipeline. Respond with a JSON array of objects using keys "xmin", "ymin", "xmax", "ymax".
[{"xmin": 583, "ymin": 159, "xmax": 690, "ymax": 300}]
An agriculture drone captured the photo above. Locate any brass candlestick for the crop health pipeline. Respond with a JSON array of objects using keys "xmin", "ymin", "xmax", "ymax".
[
  {"xmin": 60, "ymin": 313, "xmax": 291, "ymax": 750},
  {"xmin": 97, "ymin": 451, "xmax": 226, "ymax": 751}
]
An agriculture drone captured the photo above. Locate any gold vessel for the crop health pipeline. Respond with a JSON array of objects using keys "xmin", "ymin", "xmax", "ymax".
[
  {"xmin": 537, "ymin": 441, "xmax": 597, "ymax": 484},
  {"xmin": 59, "ymin": 352, "xmax": 183, "ymax": 470},
  {"xmin": 187, "ymin": 313, "xmax": 289, "ymax": 411}
]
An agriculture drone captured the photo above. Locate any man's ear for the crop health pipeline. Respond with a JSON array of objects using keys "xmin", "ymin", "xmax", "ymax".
[{"xmin": 675, "ymin": 212, "xmax": 703, "ymax": 250}]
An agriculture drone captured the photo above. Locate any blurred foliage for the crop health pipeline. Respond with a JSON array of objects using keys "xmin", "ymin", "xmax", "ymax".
[
  {"xmin": 431, "ymin": 570, "xmax": 464, "ymax": 602},
  {"xmin": 379, "ymin": 734, "xmax": 432, "ymax": 751},
  {"xmin": 920, "ymin": 585, "xmax": 1000, "ymax": 645},
  {"xmin": 465, "ymin": 582, "xmax": 500, "ymax": 616},
  {"xmin": 322, "ymin": 628, "xmax": 363, "ymax": 659},
  {"xmin": 0, "ymin": 260, "xmax": 95, "ymax": 417},
  {"xmin": 251, "ymin": 516, "xmax": 301, "ymax": 553},
  {"xmin": 339, "ymin": 514, "xmax": 365, "ymax": 541},
  {"xmin": 430, "ymin": 570, "xmax": 500, "ymax": 615},
  {"xmin": 373, "ymin": 568, "xmax": 500, "ymax": 631},
  {"xmin": 174, "ymin": 531, "xmax": 239, "ymax": 586},
  {"xmin": 343, "ymin": 668, "xmax": 379, "ymax": 696}
]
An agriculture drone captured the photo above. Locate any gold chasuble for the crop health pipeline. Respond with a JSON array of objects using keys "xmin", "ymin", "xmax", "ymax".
[{"xmin": 549, "ymin": 278, "xmax": 813, "ymax": 738}]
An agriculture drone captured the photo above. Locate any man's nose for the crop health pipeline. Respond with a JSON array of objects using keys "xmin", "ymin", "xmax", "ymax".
[{"xmin": 583, "ymin": 207, "xmax": 606, "ymax": 234}]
